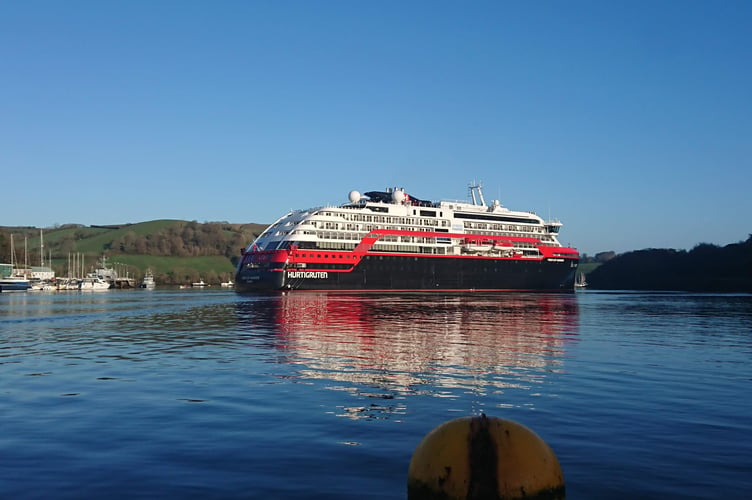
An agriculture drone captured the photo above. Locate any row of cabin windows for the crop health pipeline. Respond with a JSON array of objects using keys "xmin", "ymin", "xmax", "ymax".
[
  {"xmin": 312, "ymin": 227, "xmax": 439, "ymax": 241},
  {"xmin": 310, "ymin": 218, "xmax": 548, "ymax": 235},
  {"xmin": 297, "ymin": 253, "xmax": 356, "ymax": 260},
  {"xmin": 320, "ymin": 212, "xmax": 448, "ymax": 227},
  {"xmin": 364, "ymin": 255, "xmax": 541, "ymax": 269},
  {"xmin": 464, "ymin": 221, "xmax": 546, "ymax": 233},
  {"xmin": 463, "ymin": 232, "xmax": 540, "ymax": 248},
  {"xmin": 454, "ymin": 213, "xmax": 541, "ymax": 225},
  {"xmin": 312, "ymin": 220, "xmax": 445, "ymax": 230},
  {"xmin": 265, "ymin": 231, "xmax": 552, "ymax": 251},
  {"xmin": 316, "ymin": 232, "xmax": 441, "ymax": 244},
  {"xmin": 291, "ymin": 248, "xmax": 443, "ymax": 259}
]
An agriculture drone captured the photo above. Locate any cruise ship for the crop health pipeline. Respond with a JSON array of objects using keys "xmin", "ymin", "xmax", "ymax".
[{"xmin": 235, "ymin": 184, "xmax": 579, "ymax": 292}]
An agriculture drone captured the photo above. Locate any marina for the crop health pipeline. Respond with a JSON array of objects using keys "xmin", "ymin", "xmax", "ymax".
[{"xmin": 1, "ymin": 247, "xmax": 139, "ymax": 292}]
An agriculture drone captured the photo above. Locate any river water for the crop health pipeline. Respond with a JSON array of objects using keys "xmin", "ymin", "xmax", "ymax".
[{"xmin": 1, "ymin": 289, "xmax": 750, "ymax": 499}]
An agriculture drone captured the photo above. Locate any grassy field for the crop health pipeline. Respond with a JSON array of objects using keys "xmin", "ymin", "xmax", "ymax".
[{"xmin": 578, "ymin": 262, "xmax": 601, "ymax": 275}]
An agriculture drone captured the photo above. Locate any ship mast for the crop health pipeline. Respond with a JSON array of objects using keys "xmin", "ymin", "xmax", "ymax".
[{"xmin": 469, "ymin": 182, "xmax": 486, "ymax": 206}]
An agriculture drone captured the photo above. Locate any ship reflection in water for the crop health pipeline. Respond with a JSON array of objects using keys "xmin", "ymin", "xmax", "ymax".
[{"xmin": 236, "ymin": 293, "xmax": 579, "ymax": 419}]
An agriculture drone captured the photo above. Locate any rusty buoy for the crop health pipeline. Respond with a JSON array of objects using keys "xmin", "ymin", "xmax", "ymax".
[{"xmin": 408, "ymin": 414, "xmax": 565, "ymax": 499}]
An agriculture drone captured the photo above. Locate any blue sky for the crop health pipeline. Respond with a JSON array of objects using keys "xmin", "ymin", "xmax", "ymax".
[{"xmin": 3, "ymin": 1, "xmax": 750, "ymax": 255}]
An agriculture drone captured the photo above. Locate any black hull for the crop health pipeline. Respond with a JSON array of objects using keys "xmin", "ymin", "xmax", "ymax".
[{"xmin": 236, "ymin": 255, "xmax": 578, "ymax": 292}]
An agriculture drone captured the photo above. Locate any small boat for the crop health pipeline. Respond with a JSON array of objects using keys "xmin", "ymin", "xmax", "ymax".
[
  {"xmin": 1, "ymin": 234, "xmax": 32, "ymax": 292},
  {"xmin": 29, "ymin": 280, "xmax": 56, "ymax": 291},
  {"xmin": 192, "ymin": 280, "xmax": 208, "ymax": 287},
  {"xmin": 0, "ymin": 276, "xmax": 31, "ymax": 292},
  {"xmin": 575, "ymin": 272, "xmax": 588, "ymax": 289},
  {"xmin": 57, "ymin": 278, "xmax": 80, "ymax": 290},
  {"xmin": 220, "ymin": 280, "xmax": 234, "ymax": 287},
  {"xmin": 79, "ymin": 275, "xmax": 111, "ymax": 291},
  {"xmin": 140, "ymin": 269, "xmax": 156, "ymax": 289}
]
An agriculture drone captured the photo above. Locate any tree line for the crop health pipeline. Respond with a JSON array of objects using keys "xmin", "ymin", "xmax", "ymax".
[
  {"xmin": 586, "ymin": 235, "xmax": 752, "ymax": 292},
  {"xmin": 108, "ymin": 221, "xmax": 250, "ymax": 260}
]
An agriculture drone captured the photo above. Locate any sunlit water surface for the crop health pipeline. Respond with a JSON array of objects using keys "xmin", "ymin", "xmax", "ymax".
[{"xmin": 1, "ymin": 289, "xmax": 750, "ymax": 498}]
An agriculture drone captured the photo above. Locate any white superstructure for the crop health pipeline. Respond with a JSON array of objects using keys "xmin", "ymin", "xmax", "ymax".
[{"xmin": 246, "ymin": 184, "xmax": 566, "ymax": 258}]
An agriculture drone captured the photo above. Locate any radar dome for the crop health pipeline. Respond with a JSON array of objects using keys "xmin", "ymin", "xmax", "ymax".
[
  {"xmin": 392, "ymin": 189, "xmax": 406, "ymax": 203},
  {"xmin": 348, "ymin": 190, "xmax": 361, "ymax": 203}
]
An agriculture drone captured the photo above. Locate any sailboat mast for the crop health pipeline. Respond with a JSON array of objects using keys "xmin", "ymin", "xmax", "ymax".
[{"xmin": 10, "ymin": 234, "xmax": 16, "ymax": 273}]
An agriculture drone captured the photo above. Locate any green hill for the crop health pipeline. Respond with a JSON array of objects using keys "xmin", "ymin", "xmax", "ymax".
[{"xmin": 0, "ymin": 220, "xmax": 268, "ymax": 285}]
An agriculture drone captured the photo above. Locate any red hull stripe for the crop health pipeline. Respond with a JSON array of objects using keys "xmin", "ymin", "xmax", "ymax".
[{"xmin": 243, "ymin": 230, "xmax": 579, "ymax": 267}]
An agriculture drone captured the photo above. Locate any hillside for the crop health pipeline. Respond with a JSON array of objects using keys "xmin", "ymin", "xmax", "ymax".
[
  {"xmin": 0, "ymin": 220, "xmax": 268, "ymax": 285},
  {"xmin": 587, "ymin": 236, "xmax": 752, "ymax": 292}
]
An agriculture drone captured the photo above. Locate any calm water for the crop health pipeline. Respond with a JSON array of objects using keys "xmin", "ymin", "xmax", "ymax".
[{"xmin": 1, "ymin": 289, "xmax": 750, "ymax": 499}]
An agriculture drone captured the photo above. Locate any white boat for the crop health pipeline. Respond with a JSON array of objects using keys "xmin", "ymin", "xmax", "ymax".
[
  {"xmin": 220, "ymin": 280, "xmax": 234, "ymax": 287},
  {"xmin": 79, "ymin": 275, "xmax": 111, "ymax": 291},
  {"xmin": 93, "ymin": 254, "xmax": 118, "ymax": 282},
  {"xmin": 575, "ymin": 272, "xmax": 588, "ymax": 289},
  {"xmin": 192, "ymin": 280, "xmax": 208, "ymax": 287},
  {"xmin": 29, "ymin": 280, "xmax": 56, "ymax": 291},
  {"xmin": 56, "ymin": 278, "xmax": 80, "ymax": 291},
  {"xmin": 140, "ymin": 269, "xmax": 156, "ymax": 289},
  {"xmin": 0, "ymin": 276, "xmax": 31, "ymax": 292},
  {"xmin": 1, "ymin": 235, "xmax": 31, "ymax": 292}
]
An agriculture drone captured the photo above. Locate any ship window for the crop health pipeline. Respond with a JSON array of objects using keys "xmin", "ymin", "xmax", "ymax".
[{"xmin": 455, "ymin": 213, "xmax": 541, "ymax": 224}]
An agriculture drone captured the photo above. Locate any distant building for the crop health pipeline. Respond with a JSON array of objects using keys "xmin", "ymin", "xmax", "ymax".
[{"xmin": 31, "ymin": 266, "xmax": 55, "ymax": 281}]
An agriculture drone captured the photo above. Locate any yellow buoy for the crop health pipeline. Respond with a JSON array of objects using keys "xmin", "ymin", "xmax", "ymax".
[{"xmin": 407, "ymin": 414, "xmax": 565, "ymax": 500}]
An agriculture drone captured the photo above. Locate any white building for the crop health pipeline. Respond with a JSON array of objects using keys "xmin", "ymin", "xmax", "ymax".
[{"xmin": 31, "ymin": 266, "xmax": 55, "ymax": 281}]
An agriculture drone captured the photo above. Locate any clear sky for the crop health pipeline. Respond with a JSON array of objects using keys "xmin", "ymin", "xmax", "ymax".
[{"xmin": 3, "ymin": 1, "xmax": 750, "ymax": 256}]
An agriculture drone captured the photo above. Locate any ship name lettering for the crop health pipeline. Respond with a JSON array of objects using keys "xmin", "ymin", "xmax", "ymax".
[{"xmin": 287, "ymin": 271, "xmax": 329, "ymax": 279}]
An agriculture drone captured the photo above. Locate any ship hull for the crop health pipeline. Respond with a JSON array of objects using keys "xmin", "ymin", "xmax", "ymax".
[{"xmin": 235, "ymin": 254, "xmax": 577, "ymax": 292}]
